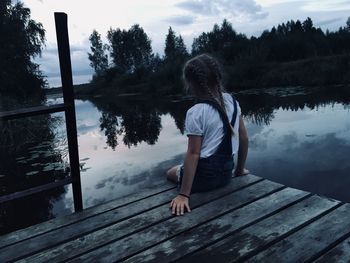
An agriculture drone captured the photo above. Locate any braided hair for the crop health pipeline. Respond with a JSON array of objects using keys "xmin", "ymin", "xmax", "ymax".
[{"xmin": 183, "ymin": 54, "xmax": 235, "ymax": 135}]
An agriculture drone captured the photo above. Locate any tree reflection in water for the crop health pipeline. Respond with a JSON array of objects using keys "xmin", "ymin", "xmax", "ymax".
[
  {"xmin": 93, "ymin": 95, "xmax": 191, "ymax": 149},
  {"xmin": 99, "ymin": 105, "xmax": 162, "ymax": 149},
  {"xmin": 239, "ymin": 86, "xmax": 350, "ymax": 125},
  {"xmin": 1, "ymin": 85, "xmax": 348, "ymax": 234},
  {"xmin": 94, "ymin": 86, "xmax": 350, "ymax": 150}
]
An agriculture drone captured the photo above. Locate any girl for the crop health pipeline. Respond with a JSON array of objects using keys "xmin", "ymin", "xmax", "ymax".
[{"xmin": 167, "ymin": 54, "xmax": 249, "ymax": 216}]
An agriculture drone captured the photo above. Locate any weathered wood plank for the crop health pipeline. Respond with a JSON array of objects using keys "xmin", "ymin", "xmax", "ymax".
[
  {"xmin": 246, "ymin": 203, "xmax": 350, "ymax": 263},
  {"xmin": 66, "ymin": 181, "xmax": 293, "ymax": 263},
  {"xmin": 16, "ymin": 175, "xmax": 262, "ymax": 263},
  {"xmin": 314, "ymin": 237, "xmax": 350, "ymax": 263},
  {"xmin": 0, "ymin": 103, "xmax": 67, "ymax": 121},
  {"xmin": 0, "ymin": 177, "xmax": 73, "ymax": 204},
  {"xmin": 1, "ymin": 175, "xmax": 261, "ymax": 262},
  {"xmin": 174, "ymin": 195, "xmax": 340, "ymax": 263},
  {"xmin": 0, "ymin": 185, "xmax": 177, "ymax": 262},
  {"xmin": 0, "ymin": 182, "xmax": 174, "ymax": 249},
  {"xmin": 122, "ymin": 188, "xmax": 311, "ymax": 263}
]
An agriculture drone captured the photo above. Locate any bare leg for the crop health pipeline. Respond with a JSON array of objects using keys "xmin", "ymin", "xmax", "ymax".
[{"xmin": 166, "ymin": 165, "xmax": 181, "ymax": 183}]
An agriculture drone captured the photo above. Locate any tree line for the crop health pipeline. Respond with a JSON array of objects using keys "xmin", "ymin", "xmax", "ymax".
[
  {"xmin": 2, "ymin": 0, "xmax": 350, "ymax": 100},
  {"xmin": 88, "ymin": 24, "xmax": 189, "ymax": 94},
  {"xmin": 88, "ymin": 17, "xmax": 350, "ymax": 94}
]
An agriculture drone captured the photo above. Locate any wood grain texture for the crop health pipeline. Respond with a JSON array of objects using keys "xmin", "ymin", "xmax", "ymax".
[
  {"xmin": 314, "ymin": 237, "xmax": 350, "ymax": 263},
  {"xmin": 247, "ymin": 203, "xmax": 350, "ymax": 263},
  {"xmin": 67, "ymin": 180, "xmax": 288, "ymax": 263},
  {"xmin": 123, "ymin": 188, "xmax": 310, "ymax": 263},
  {"xmin": 0, "ymin": 182, "xmax": 174, "ymax": 249},
  {"xmin": 4, "ymin": 175, "xmax": 261, "ymax": 262},
  {"xmin": 175, "ymin": 195, "xmax": 340, "ymax": 263},
  {"xmin": 6, "ymin": 175, "xmax": 349, "ymax": 263}
]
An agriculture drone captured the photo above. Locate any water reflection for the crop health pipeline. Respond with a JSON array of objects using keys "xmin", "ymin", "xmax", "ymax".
[
  {"xmin": 1, "ymin": 85, "xmax": 349, "ymax": 234},
  {"xmin": 0, "ymin": 114, "xmax": 71, "ymax": 234},
  {"xmin": 86, "ymin": 153, "xmax": 184, "ymax": 206},
  {"xmin": 248, "ymin": 131, "xmax": 350, "ymax": 201},
  {"xmin": 99, "ymin": 108, "xmax": 161, "ymax": 149},
  {"xmin": 78, "ymin": 85, "xmax": 350, "ymax": 205},
  {"xmin": 238, "ymin": 86, "xmax": 350, "ymax": 126},
  {"xmin": 89, "ymin": 86, "xmax": 350, "ymax": 151},
  {"xmin": 87, "ymin": 95, "xmax": 190, "ymax": 149}
]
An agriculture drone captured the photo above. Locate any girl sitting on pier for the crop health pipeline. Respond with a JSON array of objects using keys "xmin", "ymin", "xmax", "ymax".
[{"xmin": 166, "ymin": 54, "xmax": 249, "ymax": 216}]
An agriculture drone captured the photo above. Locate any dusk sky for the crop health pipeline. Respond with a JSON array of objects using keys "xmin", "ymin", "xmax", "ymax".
[{"xmin": 21, "ymin": 0, "xmax": 350, "ymax": 87}]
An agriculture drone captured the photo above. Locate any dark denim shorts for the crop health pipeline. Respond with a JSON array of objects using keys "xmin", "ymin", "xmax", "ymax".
[{"xmin": 178, "ymin": 154, "xmax": 234, "ymax": 193}]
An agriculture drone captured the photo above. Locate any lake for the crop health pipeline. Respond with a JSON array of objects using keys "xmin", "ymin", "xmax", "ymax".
[{"xmin": 1, "ymin": 85, "xmax": 349, "ymax": 234}]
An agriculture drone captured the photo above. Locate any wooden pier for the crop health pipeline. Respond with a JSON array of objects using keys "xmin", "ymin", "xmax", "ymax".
[{"xmin": 1, "ymin": 174, "xmax": 350, "ymax": 262}]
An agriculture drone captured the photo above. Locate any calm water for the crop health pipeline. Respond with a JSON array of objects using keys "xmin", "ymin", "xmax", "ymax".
[{"xmin": 1, "ymin": 86, "xmax": 350, "ymax": 234}]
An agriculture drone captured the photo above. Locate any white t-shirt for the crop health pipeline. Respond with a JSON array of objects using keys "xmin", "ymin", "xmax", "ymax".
[{"xmin": 184, "ymin": 92, "xmax": 241, "ymax": 158}]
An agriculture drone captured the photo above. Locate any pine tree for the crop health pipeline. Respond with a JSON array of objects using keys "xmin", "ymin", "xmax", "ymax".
[
  {"xmin": 164, "ymin": 27, "xmax": 177, "ymax": 61},
  {"xmin": 164, "ymin": 27, "xmax": 188, "ymax": 61},
  {"xmin": 176, "ymin": 35, "xmax": 189, "ymax": 58},
  {"xmin": 346, "ymin": 17, "xmax": 350, "ymax": 32}
]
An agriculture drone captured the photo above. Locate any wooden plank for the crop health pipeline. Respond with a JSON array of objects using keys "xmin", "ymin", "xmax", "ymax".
[
  {"xmin": 174, "ymin": 195, "xmax": 340, "ymax": 263},
  {"xmin": 0, "ymin": 177, "xmax": 72, "ymax": 203},
  {"xmin": 54, "ymin": 12, "xmax": 83, "ymax": 212},
  {"xmin": 0, "ymin": 103, "xmax": 67, "ymax": 120},
  {"xmin": 0, "ymin": 175, "xmax": 261, "ymax": 262},
  {"xmin": 314, "ymin": 237, "xmax": 350, "ymax": 263},
  {"xmin": 122, "ymin": 188, "xmax": 311, "ymax": 263},
  {"xmin": 0, "ymin": 186, "xmax": 176, "ymax": 262},
  {"xmin": 246, "ymin": 203, "xmax": 350, "ymax": 263},
  {"xmin": 0, "ymin": 182, "xmax": 175, "ymax": 249},
  {"xmin": 15, "ymin": 175, "xmax": 262, "ymax": 263},
  {"xmin": 65, "ymin": 180, "xmax": 290, "ymax": 263}
]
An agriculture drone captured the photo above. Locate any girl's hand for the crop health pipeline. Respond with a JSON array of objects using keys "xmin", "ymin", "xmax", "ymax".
[
  {"xmin": 234, "ymin": 168, "xmax": 250, "ymax": 177},
  {"xmin": 170, "ymin": 195, "xmax": 191, "ymax": 216}
]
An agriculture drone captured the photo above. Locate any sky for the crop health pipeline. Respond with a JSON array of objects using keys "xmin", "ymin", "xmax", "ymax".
[{"xmin": 20, "ymin": 0, "xmax": 350, "ymax": 87}]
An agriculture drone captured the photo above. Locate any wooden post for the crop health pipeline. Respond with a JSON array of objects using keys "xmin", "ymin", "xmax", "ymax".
[{"xmin": 54, "ymin": 12, "xmax": 83, "ymax": 211}]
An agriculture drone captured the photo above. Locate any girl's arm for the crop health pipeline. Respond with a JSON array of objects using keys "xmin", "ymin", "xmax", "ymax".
[
  {"xmin": 235, "ymin": 116, "xmax": 249, "ymax": 176},
  {"xmin": 170, "ymin": 135, "xmax": 202, "ymax": 216}
]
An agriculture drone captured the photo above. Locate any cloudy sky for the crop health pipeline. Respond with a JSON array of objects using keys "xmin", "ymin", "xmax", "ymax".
[{"xmin": 21, "ymin": 0, "xmax": 350, "ymax": 87}]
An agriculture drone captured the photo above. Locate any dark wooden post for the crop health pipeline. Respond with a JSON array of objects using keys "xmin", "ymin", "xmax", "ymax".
[{"xmin": 54, "ymin": 12, "xmax": 83, "ymax": 211}]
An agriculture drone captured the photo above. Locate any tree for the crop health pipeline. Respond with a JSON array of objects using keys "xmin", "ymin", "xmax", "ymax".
[
  {"xmin": 192, "ymin": 32, "xmax": 210, "ymax": 55},
  {"xmin": 0, "ymin": 0, "xmax": 46, "ymax": 98},
  {"xmin": 149, "ymin": 53, "xmax": 162, "ymax": 72},
  {"xmin": 164, "ymin": 27, "xmax": 177, "ymax": 61},
  {"xmin": 164, "ymin": 27, "xmax": 188, "ymax": 61},
  {"xmin": 191, "ymin": 19, "xmax": 245, "ymax": 61},
  {"xmin": 302, "ymin": 17, "xmax": 313, "ymax": 33},
  {"xmin": 192, "ymin": 19, "xmax": 238, "ymax": 55},
  {"xmin": 176, "ymin": 35, "xmax": 189, "ymax": 58},
  {"xmin": 107, "ymin": 28, "xmax": 131, "ymax": 73},
  {"xmin": 107, "ymin": 24, "xmax": 153, "ymax": 73},
  {"xmin": 128, "ymin": 24, "xmax": 153, "ymax": 70},
  {"xmin": 162, "ymin": 27, "xmax": 189, "ymax": 93},
  {"xmin": 88, "ymin": 30, "xmax": 108, "ymax": 76},
  {"xmin": 346, "ymin": 17, "xmax": 350, "ymax": 32}
]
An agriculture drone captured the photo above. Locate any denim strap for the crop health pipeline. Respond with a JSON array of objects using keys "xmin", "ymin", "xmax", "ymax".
[{"xmin": 196, "ymin": 94, "xmax": 238, "ymax": 155}]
